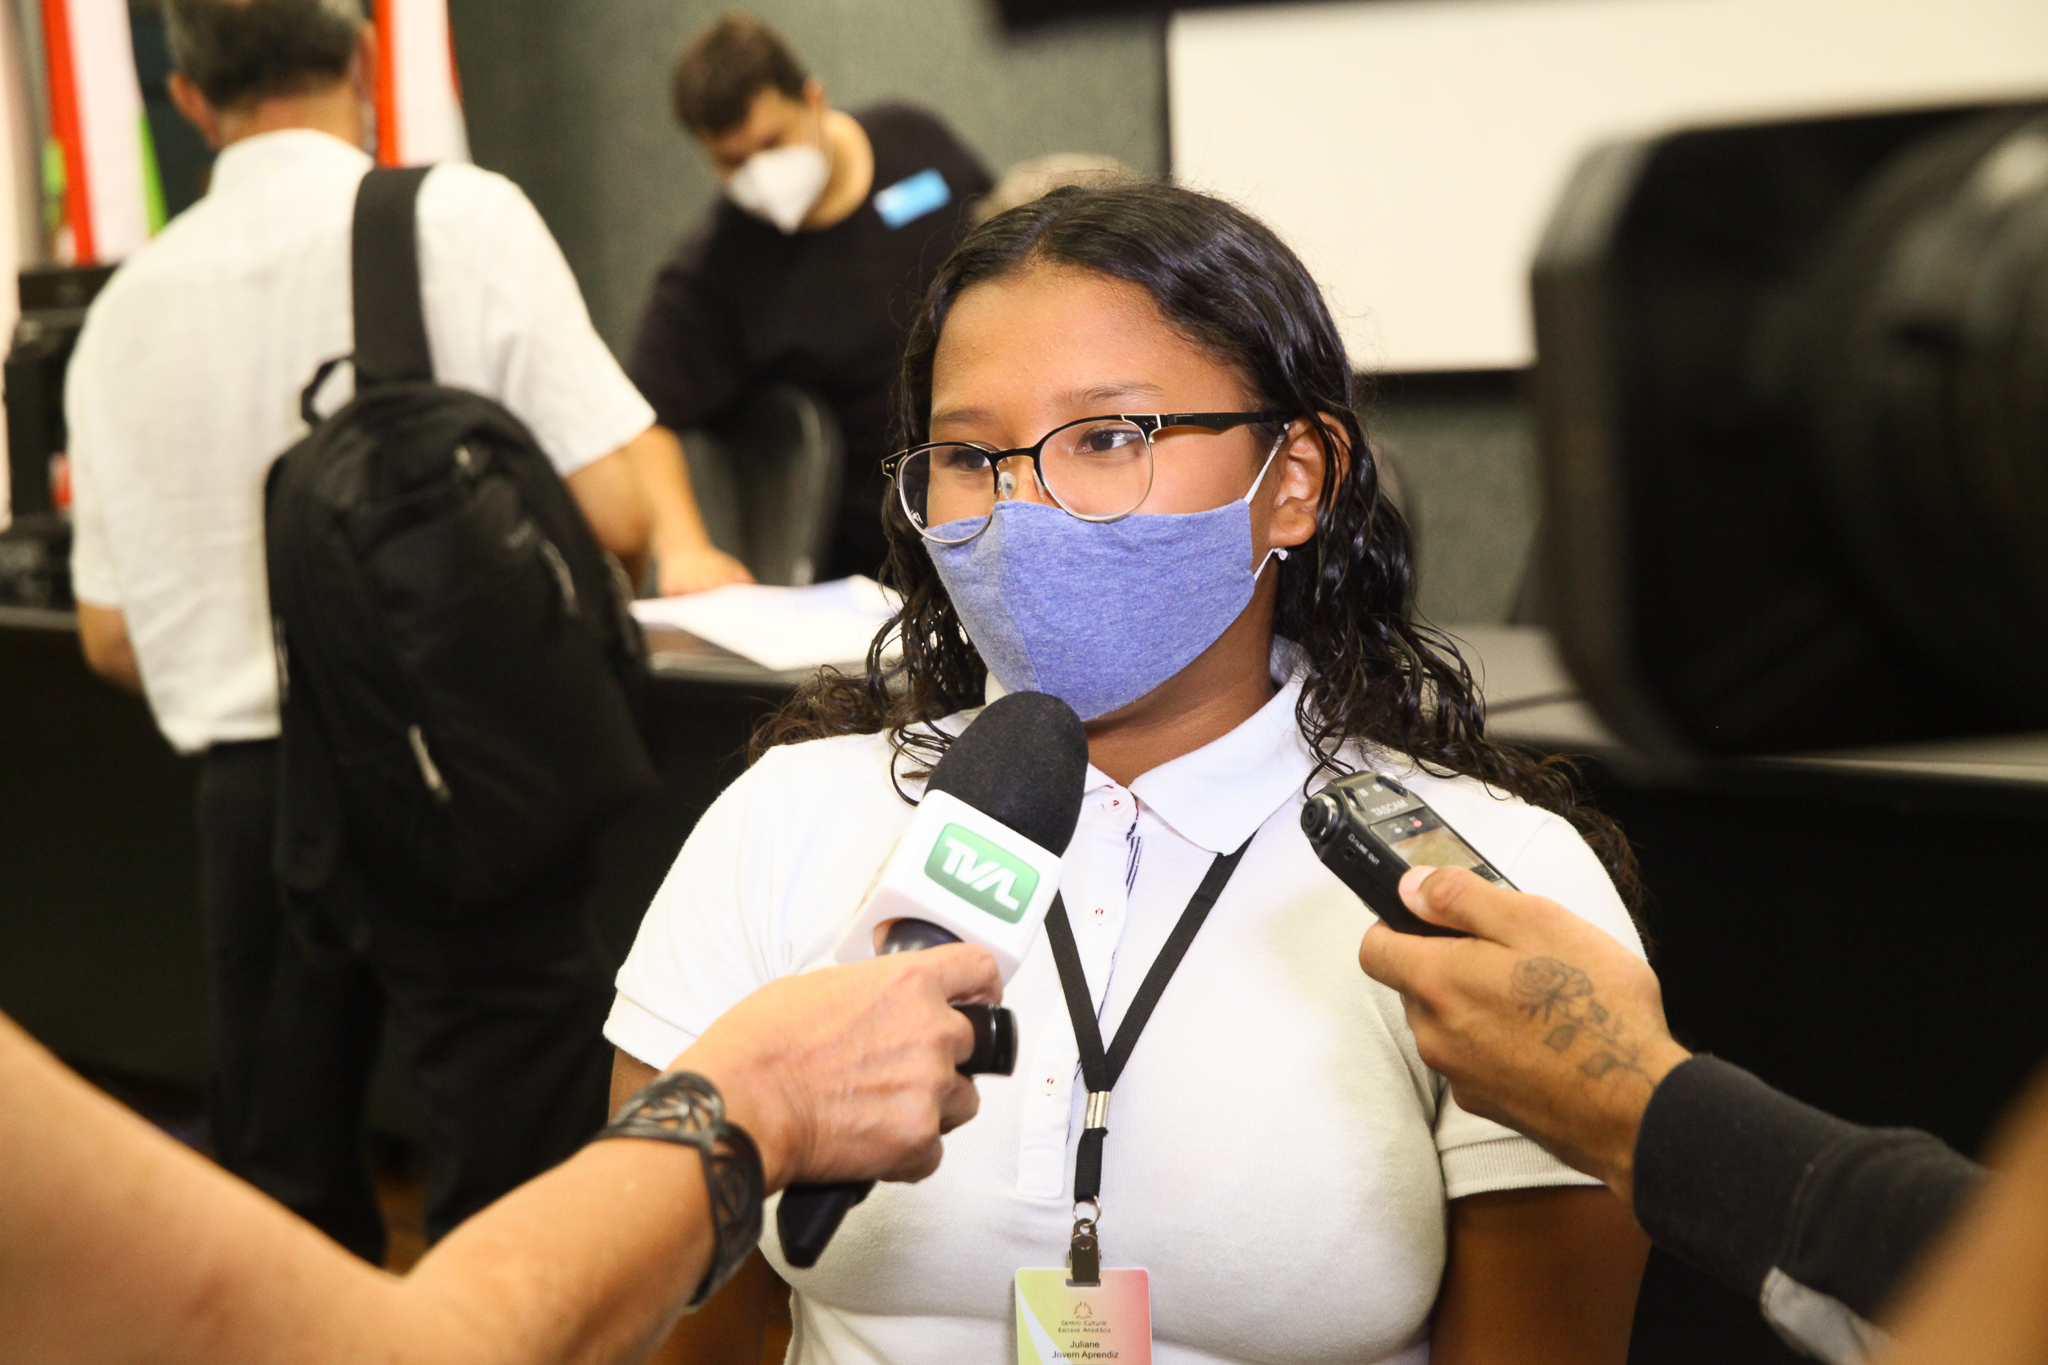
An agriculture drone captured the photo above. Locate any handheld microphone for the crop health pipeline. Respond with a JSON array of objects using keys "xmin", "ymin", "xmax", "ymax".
[{"xmin": 776, "ymin": 691, "xmax": 1088, "ymax": 1269}]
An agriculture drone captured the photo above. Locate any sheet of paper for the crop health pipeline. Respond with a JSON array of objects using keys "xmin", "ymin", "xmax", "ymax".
[{"xmin": 630, "ymin": 575, "xmax": 900, "ymax": 672}]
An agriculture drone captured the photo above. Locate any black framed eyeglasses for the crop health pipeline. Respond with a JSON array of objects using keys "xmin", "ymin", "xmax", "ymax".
[{"xmin": 887, "ymin": 411, "xmax": 1291, "ymax": 545}]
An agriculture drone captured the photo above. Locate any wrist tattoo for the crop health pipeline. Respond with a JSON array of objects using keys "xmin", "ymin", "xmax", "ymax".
[{"xmin": 1511, "ymin": 957, "xmax": 1651, "ymax": 1083}]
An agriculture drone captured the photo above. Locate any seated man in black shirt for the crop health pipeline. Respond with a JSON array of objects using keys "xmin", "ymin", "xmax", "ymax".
[{"xmin": 628, "ymin": 12, "xmax": 994, "ymax": 583}]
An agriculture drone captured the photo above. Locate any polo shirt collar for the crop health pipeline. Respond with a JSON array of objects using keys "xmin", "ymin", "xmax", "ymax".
[
  {"xmin": 974, "ymin": 639, "xmax": 1324, "ymax": 854},
  {"xmin": 1108, "ymin": 638, "xmax": 1322, "ymax": 855},
  {"xmin": 208, "ymin": 128, "xmax": 371, "ymax": 197}
]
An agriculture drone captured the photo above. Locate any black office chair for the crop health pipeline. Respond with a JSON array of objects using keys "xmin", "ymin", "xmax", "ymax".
[{"xmin": 677, "ymin": 385, "xmax": 844, "ymax": 587}]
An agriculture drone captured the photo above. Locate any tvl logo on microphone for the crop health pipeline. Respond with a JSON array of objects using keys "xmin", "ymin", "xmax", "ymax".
[{"xmin": 925, "ymin": 824, "xmax": 1038, "ymax": 923}]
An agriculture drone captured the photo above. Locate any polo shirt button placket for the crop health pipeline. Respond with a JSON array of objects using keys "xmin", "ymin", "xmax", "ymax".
[
  {"xmin": 1015, "ymin": 1029, "xmax": 1086, "ymax": 1197},
  {"xmin": 1086, "ymin": 787, "xmax": 1137, "ymax": 942}
]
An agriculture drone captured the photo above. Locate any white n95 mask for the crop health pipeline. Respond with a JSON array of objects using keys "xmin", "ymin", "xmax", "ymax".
[{"xmin": 726, "ymin": 143, "xmax": 830, "ymax": 233}]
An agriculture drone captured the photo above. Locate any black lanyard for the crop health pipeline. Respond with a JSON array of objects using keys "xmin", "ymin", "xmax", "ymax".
[{"xmin": 1043, "ymin": 835, "xmax": 1251, "ymax": 1282}]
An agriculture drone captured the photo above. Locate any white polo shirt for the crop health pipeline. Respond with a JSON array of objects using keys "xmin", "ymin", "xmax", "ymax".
[
  {"xmin": 608, "ymin": 651, "xmax": 1644, "ymax": 1365},
  {"xmin": 67, "ymin": 128, "xmax": 654, "ymax": 754}
]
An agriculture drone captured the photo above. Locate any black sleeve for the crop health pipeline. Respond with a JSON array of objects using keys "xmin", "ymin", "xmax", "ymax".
[
  {"xmin": 625, "ymin": 240, "xmax": 749, "ymax": 435},
  {"xmin": 1635, "ymin": 1056, "xmax": 1981, "ymax": 1327}
]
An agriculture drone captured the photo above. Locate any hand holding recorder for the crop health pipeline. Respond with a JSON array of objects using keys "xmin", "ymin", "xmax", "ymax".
[
  {"xmin": 1301, "ymin": 771, "xmax": 1516, "ymax": 936},
  {"xmin": 1356, "ymin": 865, "xmax": 1688, "ymax": 1199}
]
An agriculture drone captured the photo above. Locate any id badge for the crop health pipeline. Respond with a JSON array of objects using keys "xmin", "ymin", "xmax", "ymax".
[{"xmin": 1015, "ymin": 1268, "xmax": 1152, "ymax": 1364}]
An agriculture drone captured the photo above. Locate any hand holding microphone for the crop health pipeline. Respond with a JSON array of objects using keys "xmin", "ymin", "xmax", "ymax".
[
  {"xmin": 777, "ymin": 691, "xmax": 1089, "ymax": 1267},
  {"xmin": 676, "ymin": 943, "xmax": 1003, "ymax": 1191},
  {"xmin": 879, "ymin": 928, "xmax": 1017, "ymax": 1078}
]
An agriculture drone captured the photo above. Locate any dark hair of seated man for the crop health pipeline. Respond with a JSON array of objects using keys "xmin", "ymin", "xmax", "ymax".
[{"xmin": 671, "ymin": 9, "xmax": 810, "ymax": 135}]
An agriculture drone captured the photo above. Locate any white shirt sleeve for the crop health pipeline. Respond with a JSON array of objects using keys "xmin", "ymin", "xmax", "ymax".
[
  {"xmin": 605, "ymin": 747, "xmax": 805, "ymax": 1070},
  {"xmin": 65, "ymin": 341, "xmax": 120, "ymax": 607},
  {"xmin": 424, "ymin": 166, "xmax": 653, "ymax": 478},
  {"xmin": 1509, "ymin": 812, "xmax": 1645, "ymax": 953},
  {"xmin": 1431, "ymin": 809, "xmax": 1641, "ymax": 1198}
]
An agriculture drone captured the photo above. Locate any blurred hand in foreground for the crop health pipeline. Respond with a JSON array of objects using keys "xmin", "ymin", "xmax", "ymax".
[{"xmin": 1358, "ymin": 867, "xmax": 1691, "ymax": 1207}]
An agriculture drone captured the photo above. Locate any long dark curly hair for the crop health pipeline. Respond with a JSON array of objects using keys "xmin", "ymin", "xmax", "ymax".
[{"xmin": 756, "ymin": 182, "xmax": 1640, "ymax": 906}]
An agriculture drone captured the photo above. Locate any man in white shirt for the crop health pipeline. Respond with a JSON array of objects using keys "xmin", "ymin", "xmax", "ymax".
[{"xmin": 66, "ymin": 0, "xmax": 699, "ymax": 1263}]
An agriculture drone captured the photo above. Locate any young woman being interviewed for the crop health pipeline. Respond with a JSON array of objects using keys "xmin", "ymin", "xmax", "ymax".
[{"xmin": 607, "ymin": 182, "xmax": 1650, "ymax": 1364}]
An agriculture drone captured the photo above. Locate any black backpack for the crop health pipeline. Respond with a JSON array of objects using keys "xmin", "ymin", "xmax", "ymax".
[{"xmin": 265, "ymin": 165, "xmax": 657, "ymax": 913}]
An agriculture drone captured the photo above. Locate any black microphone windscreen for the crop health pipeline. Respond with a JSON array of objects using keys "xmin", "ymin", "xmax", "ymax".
[{"xmin": 926, "ymin": 691, "xmax": 1088, "ymax": 856}]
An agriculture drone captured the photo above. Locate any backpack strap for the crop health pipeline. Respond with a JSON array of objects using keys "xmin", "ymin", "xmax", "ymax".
[{"xmin": 351, "ymin": 165, "xmax": 435, "ymax": 387}]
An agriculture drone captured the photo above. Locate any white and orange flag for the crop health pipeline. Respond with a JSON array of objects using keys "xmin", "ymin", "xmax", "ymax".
[
  {"xmin": 373, "ymin": 0, "xmax": 467, "ymax": 166},
  {"xmin": 39, "ymin": 0, "xmax": 160, "ymax": 265}
]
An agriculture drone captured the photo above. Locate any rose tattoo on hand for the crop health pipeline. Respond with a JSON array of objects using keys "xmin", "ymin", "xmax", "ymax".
[{"xmin": 1512, "ymin": 957, "xmax": 1651, "ymax": 1083}]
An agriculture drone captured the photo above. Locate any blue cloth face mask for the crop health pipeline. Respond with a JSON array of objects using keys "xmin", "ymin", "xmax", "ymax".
[{"xmin": 926, "ymin": 439, "xmax": 1288, "ymax": 721}]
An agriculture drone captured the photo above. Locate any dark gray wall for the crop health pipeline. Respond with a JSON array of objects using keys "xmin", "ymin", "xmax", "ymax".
[
  {"xmin": 450, "ymin": 0, "xmax": 1166, "ymax": 353},
  {"xmin": 1370, "ymin": 385, "xmax": 1538, "ymax": 627}
]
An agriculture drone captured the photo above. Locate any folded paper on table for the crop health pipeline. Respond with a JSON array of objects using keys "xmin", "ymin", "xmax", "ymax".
[{"xmin": 630, "ymin": 576, "xmax": 900, "ymax": 672}]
